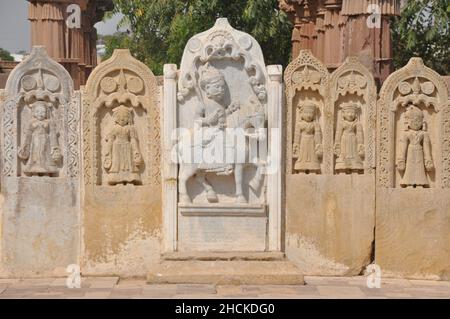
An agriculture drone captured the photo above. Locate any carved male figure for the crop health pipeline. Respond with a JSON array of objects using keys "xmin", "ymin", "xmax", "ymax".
[
  {"xmin": 18, "ymin": 101, "xmax": 61, "ymax": 176},
  {"xmin": 103, "ymin": 105, "xmax": 143, "ymax": 185},
  {"xmin": 293, "ymin": 103, "xmax": 323, "ymax": 173},
  {"xmin": 334, "ymin": 103, "xmax": 365, "ymax": 172},
  {"xmin": 179, "ymin": 63, "xmax": 259, "ymax": 203},
  {"xmin": 397, "ymin": 105, "xmax": 434, "ymax": 188}
]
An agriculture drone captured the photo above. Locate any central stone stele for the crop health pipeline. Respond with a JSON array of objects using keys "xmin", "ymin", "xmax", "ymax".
[{"xmin": 148, "ymin": 18, "xmax": 303, "ymax": 284}]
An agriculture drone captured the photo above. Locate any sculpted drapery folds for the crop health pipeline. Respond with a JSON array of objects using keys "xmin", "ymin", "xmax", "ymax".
[
  {"xmin": 293, "ymin": 103, "xmax": 323, "ymax": 173},
  {"xmin": 18, "ymin": 101, "xmax": 62, "ymax": 176},
  {"xmin": 396, "ymin": 105, "xmax": 434, "ymax": 188},
  {"xmin": 334, "ymin": 102, "xmax": 365, "ymax": 173},
  {"xmin": 103, "ymin": 105, "xmax": 143, "ymax": 185}
]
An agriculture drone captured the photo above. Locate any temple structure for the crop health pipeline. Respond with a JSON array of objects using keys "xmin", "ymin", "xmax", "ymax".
[
  {"xmin": 27, "ymin": 0, "xmax": 114, "ymax": 88},
  {"xmin": 279, "ymin": 0, "xmax": 402, "ymax": 83}
]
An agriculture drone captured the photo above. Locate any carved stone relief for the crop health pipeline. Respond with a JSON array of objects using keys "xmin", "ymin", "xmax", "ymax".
[
  {"xmin": 284, "ymin": 50, "xmax": 329, "ymax": 174},
  {"xmin": 377, "ymin": 58, "xmax": 450, "ymax": 188},
  {"xmin": 177, "ymin": 18, "xmax": 268, "ymax": 206},
  {"xmin": 0, "ymin": 46, "xmax": 80, "ymax": 277},
  {"xmin": 83, "ymin": 49, "xmax": 159, "ymax": 186},
  {"xmin": 168, "ymin": 18, "xmax": 282, "ymax": 252},
  {"xmin": 330, "ymin": 56, "xmax": 377, "ymax": 175},
  {"xmin": 284, "ymin": 53, "xmax": 377, "ymax": 276},
  {"xmin": 2, "ymin": 46, "xmax": 78, "ymax": 178},
  {"xmin": 375, "ymin": 58, "xmax": 450, "ymax": 280},
  {"xmin": 81, "ymin": 49, "xmax": 162, "ymax": 276}
]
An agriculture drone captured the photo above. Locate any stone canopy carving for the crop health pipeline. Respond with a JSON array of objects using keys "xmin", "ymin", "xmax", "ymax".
[
  {"xmin": 378, "ymin": 57, "xmax": 450, "ymax": 188},
  {"xmin": 83, "ymin": 49, "xmax": 159, "ymax": 186},
  {"xmin": 2, "ymin": 46, "xmax": 78, "ymax": 178}
]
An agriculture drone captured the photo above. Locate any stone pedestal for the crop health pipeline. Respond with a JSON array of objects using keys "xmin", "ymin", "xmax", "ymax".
[{"xmin": 147, "ymin": 253, "xmax": 304, "ymax": 285}]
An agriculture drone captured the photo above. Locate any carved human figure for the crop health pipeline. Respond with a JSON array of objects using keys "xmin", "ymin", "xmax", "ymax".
[
  {"xmin": 103, "ymin": 105, "xmax": 143, "ymax": 185},
  {"xmin": 18, "ymin": 101, "xmax": 61, "ymax": 176},
  {"xmin": 334, "ymin": 103, "xmax": 365, "ymax": 172},
  {"xmin": 293, "ymin": 103, "xmax": 323, "ymax": 173},
  {"xmin": 179, "ymin": 63, "xmax": 260, "ymax": 204},
  {"xmin": 397, "ymin": 105, "xmax": 434, "ymax": 188}
]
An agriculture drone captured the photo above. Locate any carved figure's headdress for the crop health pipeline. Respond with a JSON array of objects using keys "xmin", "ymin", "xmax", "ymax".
[
  {"xmin": 340, "ymin": 102, "xmax": 360, "ymax": 111},
  {"xmin": 405, "ymin": 105, "xmax": 424, "ymax": 120},
  {"xmin": 199, "ymin": 63, "xmax": 225, "ymax": 90},
  {"xmin": 113, "ymin": 105, "xmax": 133, "ymax": 123},
  {"xmin": 30, "ymin": 100, "xmax": 50, "ymax": 115},
  {"xmin": 405, "ymin": 105, "xmax": 426, "ymax": 131},
  {"xmin": 299, "ymin": 103, "xmax": 316, "ymax": 112}
]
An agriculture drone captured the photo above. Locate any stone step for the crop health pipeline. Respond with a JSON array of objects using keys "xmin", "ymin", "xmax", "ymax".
[
  {"xmin": 147, "ymin": 260, "xmax": 304, "ymax": 285},
  {"xmin": 162, "ymin": 251, "xmax": 286, "ymax": 261}
]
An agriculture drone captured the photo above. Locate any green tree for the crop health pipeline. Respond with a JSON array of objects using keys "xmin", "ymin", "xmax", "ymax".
[
  {"xmin": 392, "ymin": 0, "xmax": 450, "ymax": 74},
  {"xmin": 99, "ymin": 32, "xmax": 134, "ymax": 60},
  {"xmin": 0, "ymin": 48, "xmax": 14, "ymax": 62},
  {"xmin": 109, "ymin": 0, "xmax": 292, "ymax": 75}
]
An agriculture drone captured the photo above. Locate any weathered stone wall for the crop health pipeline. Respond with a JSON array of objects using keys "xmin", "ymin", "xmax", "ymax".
[{"xmin": 0, "ymin": 43, "xmax": 448, "ymax": 281}]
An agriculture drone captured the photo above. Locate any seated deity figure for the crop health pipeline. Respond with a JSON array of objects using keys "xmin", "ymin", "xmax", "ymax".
[
  {"xmin": 334, "ymin": 103, "xmax": 365, "ymax": 173},
  {"xmin": 18, "ymin": 101, "xmax": 61, "ymax": 176},
  {"xmin": 103, "ymin": 105, "xmax": 143, "ymax": 185},
  {"xmin": 397, "ymin": 105, "xmax": 434, "ymax": 188},
  {"xmin": 293, "ymin": 103, "xmax": 323, "ymax": 173}
]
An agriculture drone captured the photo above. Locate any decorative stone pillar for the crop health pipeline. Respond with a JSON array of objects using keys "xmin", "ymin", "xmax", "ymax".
[
  {"xmin": 341, "ymin": 0, "xmax": 400, "ymax": 83},
  {"xmin": 28, "ymin": 0, "xmax": 66, "ymax": 59},
  {"xmin": 280, "ymin": 0, "xmax": 401, "ymax": 82},
  {"xmin": 267, "ymin": 65, "xmax": 284, "ymax": 251},
  {"xmin": 28, "ymin": 0, "xmax": 113, "ymax": 88},
  {"xmin": 162, "ymin": 64, "xmax": 178, "ymax": 252}
]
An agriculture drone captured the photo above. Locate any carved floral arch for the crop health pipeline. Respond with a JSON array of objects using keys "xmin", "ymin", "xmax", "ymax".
[
  {"xmin": 377, "ymin": 57, "xmax": 450, "ymax": 188},
  {"xmin": 177, "ymin": 18, "xmax": 268, "ymax": 105},
  {"xmin": 82, "ymin": 49, "xmax": 160, "ymax": 186},
  {"xmin": 2, "ymin": 46, "xmax": 78, "ymax": 178}
]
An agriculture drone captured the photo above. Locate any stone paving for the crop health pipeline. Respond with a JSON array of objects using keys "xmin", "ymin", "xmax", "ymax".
[{"xmin": 0, "ymin": 276, "xmax": 449, "ymax": 299}]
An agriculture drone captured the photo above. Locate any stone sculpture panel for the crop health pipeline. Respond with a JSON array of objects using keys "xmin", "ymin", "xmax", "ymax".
[
  {"xmin": 284, "ymin": 52, "xmax": 376, "ymax": 276},
  {"xmin": 376, "ymin": 57, "xmax": 450, "ymax": 280},
  {"xmin": 82, "ymin": 49, "xmax": 162, "ymax": 276},
  {"xmin": 163, "ymin": 18, "xmax": 283, "ymax": 252},
  {"xmin": 0, "ymin": 46, "xmax": 79, "ymax": 277}
]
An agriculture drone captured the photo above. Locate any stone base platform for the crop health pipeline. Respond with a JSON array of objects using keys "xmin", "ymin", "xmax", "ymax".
[{"xmin": 147, "ymin": 252, "xmax": 305, "ymax": 285}]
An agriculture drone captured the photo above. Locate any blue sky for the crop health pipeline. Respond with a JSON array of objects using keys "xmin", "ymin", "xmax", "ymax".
[{"xmin": 0, "ymin": 0, "xmax": 121, "ymax": 53}]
